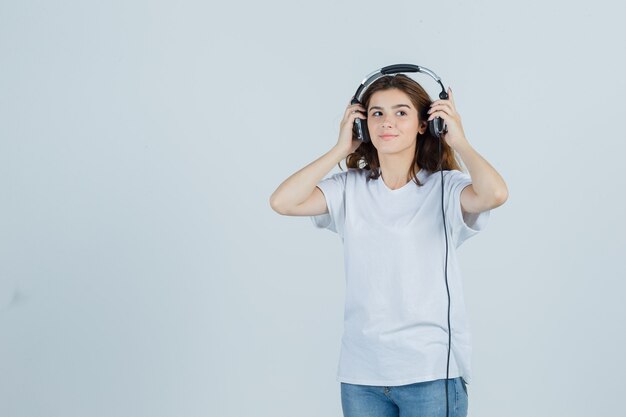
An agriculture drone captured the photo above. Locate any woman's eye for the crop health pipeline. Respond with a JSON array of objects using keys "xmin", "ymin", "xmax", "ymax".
[{"xmin": 371, "ymin": 110, "xmax": 407, "ymax": 116}]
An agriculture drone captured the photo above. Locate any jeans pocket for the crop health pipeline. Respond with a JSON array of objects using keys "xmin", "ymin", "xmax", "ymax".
[{"xmin": 460, "ymin": 377, "xmax": 468, "ymax": 396}]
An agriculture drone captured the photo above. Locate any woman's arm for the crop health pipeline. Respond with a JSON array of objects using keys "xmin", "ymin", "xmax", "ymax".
[
  {"xmin": 269, "ymin": 146, "xmax": 346, "ymax": 215},
  {"xmin": 270, "ymin": 100, "xmax": 367, "ymax": 215},
  {"xmin": 427, "ymin": 87, "xmax": 508, "ymax": 213},
  {"xmin": 455, "ymin": 142, "xmax": 509, "ymax": 214}
]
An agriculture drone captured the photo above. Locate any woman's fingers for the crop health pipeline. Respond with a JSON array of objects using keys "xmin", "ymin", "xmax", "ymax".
[
  {"xmin": 346, "ymin": 103, "xmax": 366, "ymax": 115},
  {"xmin": 343, "ymin": 103, "xmax": 367, "ymax": 124},
  {"xmin": 428, "ymin": 102, "xmax": 453, "ymax": 113}
]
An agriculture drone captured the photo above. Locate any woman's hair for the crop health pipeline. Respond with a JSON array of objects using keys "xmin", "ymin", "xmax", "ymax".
[{"xmin": 339, "ymin": 74, "xmax": 463, "ymax": 187}]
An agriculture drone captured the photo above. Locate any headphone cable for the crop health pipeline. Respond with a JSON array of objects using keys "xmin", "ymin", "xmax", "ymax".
[{"xmin": 438, "ymin": 136, "xmax": 452, "ymax": 417}]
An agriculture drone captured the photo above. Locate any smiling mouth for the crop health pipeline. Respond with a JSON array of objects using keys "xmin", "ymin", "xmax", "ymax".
[{"xmin": 380, "ymin": 135, "xmax": 398, "ymax": 140}]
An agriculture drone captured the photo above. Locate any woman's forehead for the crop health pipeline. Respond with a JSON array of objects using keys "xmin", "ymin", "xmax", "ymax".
[{"xmin": 369, "ymin": 89, "xmax": 413, "ymax": 108}]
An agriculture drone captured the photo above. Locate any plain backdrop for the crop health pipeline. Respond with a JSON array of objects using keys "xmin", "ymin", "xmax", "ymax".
[{"xmin": 1, "ymin": 1, "xmax": 625, "ymax": 416}]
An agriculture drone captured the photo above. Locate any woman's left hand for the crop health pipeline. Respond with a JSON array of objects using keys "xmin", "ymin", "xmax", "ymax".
[{"xmin": 427, "ymin": 87, "xmax": 470, "ymax": 150}]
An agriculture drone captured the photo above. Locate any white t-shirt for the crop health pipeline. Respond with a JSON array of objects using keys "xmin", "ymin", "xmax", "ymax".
[{"xmin": 310, "ymin": 167, "xmax": 489, "ymax": 386}]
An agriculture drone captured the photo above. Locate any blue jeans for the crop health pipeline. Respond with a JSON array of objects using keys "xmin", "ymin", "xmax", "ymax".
[{"xmin": 340, "ymin": 377, "xmax": 468, "ymax": 417}]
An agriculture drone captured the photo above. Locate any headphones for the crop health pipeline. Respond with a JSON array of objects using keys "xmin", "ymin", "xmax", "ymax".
[
  {"xmin": 351, "ymin": 64, "xmax": 456, "ymax": 417},
  {"xmin": 351, "ymin": 64, "xmax": 449, "ymax": 143}
]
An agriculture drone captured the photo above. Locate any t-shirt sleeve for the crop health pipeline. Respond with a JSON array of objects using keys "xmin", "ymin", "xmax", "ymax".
[
  {"xmin": 444, "ymin": 170, "xmax": 490, "ymax": 248},
  {"xmin": 309, "ymin": 170, "xmax": 348, "ymax": 236}
]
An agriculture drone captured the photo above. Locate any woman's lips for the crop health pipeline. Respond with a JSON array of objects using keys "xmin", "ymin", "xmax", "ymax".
[{"xmin": 380, "ymin": 135, "xmax": 398, "ymax": 141}]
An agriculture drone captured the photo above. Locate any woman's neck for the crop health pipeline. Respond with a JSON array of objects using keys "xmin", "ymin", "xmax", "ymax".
[{"xmin": 378, "ymin": 154, "xmax": 420, "ymax": 189}]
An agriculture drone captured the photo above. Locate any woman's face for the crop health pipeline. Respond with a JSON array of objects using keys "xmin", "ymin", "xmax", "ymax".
[{"xmin": 367, "ymin": 88, "xmax": 427, "ymax": 154}]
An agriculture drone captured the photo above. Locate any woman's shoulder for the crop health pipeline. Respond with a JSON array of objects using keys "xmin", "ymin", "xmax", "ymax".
[
  {"xmin": 347, "ymin": 167, "xmax": 371, "ymax": 174},
  {"xmin": 341, "ymin": 167, "xmax": 373, "ymax": 177},
  {"xmin": 431, "ymin": 168, "xmax": 469, "ymax": 179},
  {"xmin": 420, "ymin": 169, "xmax": 469, "ymax": 187}
]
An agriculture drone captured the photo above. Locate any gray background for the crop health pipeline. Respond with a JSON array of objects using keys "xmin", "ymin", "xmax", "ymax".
[{"xmin": 1, "ymin": 0, "xmax": 625, "ymax": 416}]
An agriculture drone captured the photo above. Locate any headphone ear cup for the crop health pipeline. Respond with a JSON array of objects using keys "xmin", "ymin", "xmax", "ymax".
[
  {"xmin": 428, "ymin": 117, "xmax": 444, "ymax": 139},
  {"xmin": 428, "ymin": 119, "xmax": 437, "ymax": 139},
  {"xmin": 362, "ymin": 118, "xmax": 371, "ymax": 143},
  {"xmin": 353, "ymin": 118, "xmax": 371, "ymax": 143}
]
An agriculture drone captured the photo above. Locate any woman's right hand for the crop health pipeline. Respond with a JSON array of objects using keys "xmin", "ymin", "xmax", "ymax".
[{"xmin": 335, "ymin": 100, "xmax": 367, "ymax": 157}]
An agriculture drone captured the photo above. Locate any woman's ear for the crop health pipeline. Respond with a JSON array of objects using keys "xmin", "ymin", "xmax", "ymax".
[{"xmin": 419, "ymin": 120, "xmax": 428, "ymax": 135}]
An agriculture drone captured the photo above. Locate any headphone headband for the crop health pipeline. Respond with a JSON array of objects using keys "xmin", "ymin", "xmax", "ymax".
[{"xmin": 352, "ymin": 64, "xmax": 448, "ymax": 104}]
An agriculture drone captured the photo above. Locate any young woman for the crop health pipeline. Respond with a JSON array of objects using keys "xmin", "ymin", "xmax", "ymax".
[{"xmin": 270, "ymin": 74, "xmax": 508, "ymax": 417}]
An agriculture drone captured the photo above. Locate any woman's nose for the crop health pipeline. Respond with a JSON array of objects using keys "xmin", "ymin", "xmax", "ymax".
[{"xmin": 381, "ymin": 116, "xmax": 394, "ymax": 127}]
